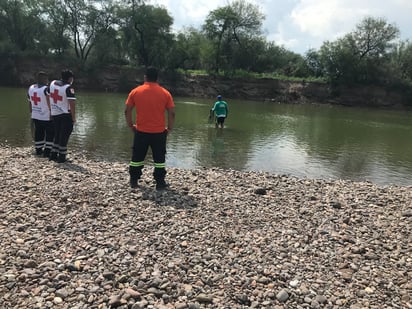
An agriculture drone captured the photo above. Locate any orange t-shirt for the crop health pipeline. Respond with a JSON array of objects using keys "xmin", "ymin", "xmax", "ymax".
[{"xmin": 125, "ymin": 82, "xmax": 174, "ymax": 133}]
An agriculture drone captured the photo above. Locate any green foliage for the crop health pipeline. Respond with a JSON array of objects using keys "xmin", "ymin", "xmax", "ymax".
[
  {"xmin": 315, "ymin": 17, "xmax": 403, "ymax": 86},
  {"xmin": 178, "ymin": 68, "xmax": 326, "ymax": 83},
  {"xmin": 389, "ymin": 40, "xmax": 412, "ymax": 82},
  {"xmin": 165, "ymin": 27, "xmax": 210, "ymax": 71},
  {"xmin": 117, "ymin": 2, "xmax": 174, "ymax": 68},
  {"xmin": 0, "ymin": 53, "xmax": 18, "ymax": 86},
  {"xmin": 0, "ymin": 0, "xmax": 411, "ymax": 103},
  {"xmin": 350, "ymin": 17, "xmax": 399, "ymax": 60},
  {"xmin": 317, "ymin": 38, "xmax": 359, "ymax": 84},
  {"xmin": 43, "ymin": 0, "xmax": 71, "ymax": 55},
  {"xmin": 202, "ymin": 0, "xmax": 265, "ymax": 73},
  {"xmin": 0, "ymin": 0, "xmax": 44, "ymax": 52}
]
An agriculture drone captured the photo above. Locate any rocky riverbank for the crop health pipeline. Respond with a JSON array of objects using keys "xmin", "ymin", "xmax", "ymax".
[{"xmin": 1, "ymin": 144, "xmax": 411, "ymax": 308}]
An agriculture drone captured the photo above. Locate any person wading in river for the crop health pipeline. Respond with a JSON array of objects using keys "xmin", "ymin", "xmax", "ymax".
[
  {"xmin": 124, "ymin": 67, "xmax": 175, "ymax": 190},
  {"xmin": 27, "ymin": 71, "xmax": 54, "ymax": 157},
  {"xmin": 210, "ymin": 95, "xmax": 228, "ymax": 128}
]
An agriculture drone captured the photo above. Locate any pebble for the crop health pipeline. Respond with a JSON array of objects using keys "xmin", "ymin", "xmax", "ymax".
[
  {"xmin": 289, "ymin": 279, "xmax": 300, "ymax": 288},
  {"xmin": 196, "ymin": 294, "xmax": 214, "ymax": 304},
  {"xmin": 0, "ymin": 145, "xmax": 410, "ymax": 308},
  {"xmin": 276, "ymin": 289, "xmax": 289, "ymax": 302}
]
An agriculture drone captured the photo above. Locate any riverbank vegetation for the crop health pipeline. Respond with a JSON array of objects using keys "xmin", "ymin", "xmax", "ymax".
[{"xmin": 1, "ymin": 0, "xmax": 411, "ymax": 103}]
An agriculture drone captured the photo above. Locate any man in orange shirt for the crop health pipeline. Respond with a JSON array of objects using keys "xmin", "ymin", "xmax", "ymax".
[{"xmin": 125, "ymin": 67, "xmax": 175, "ymax": 190}]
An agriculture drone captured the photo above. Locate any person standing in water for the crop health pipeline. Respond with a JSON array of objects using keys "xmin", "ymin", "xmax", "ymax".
[{"xmin": 210, "ymin": 95, "xmax": 228, "ymax": 128}]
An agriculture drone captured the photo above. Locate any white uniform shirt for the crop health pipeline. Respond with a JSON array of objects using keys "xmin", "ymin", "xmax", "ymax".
[
  {"xmin": 28, "ymin": 84, "xmax": 50, "ymax": 121},
  {"xmin": 49, "ymin": 80, "xmax": 76, "ymax": 116}
]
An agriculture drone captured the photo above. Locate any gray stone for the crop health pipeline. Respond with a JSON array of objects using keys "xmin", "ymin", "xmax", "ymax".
[
  {"xmin": 276, "ymin": 289, "xmax": 289, "ymax": 302},
  {"xmin": 1, "ymin": 145, "xmax": 411, "ymax": 309}
]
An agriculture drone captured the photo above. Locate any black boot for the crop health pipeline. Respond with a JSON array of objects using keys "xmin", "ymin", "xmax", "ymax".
[
  {"xmin": 49, "ymin": 152, "xmax": 58, "ymax": 161},
  {"xmin": 35, "ymin": 148, "xmax": 43, "ymax": 156},
  {"xmin": 154, "ymin": 168, "xmax": 167, "ymax": 190},
  {"xmin": 130, "ymin": 178, "xmax": 139, "ymax": 188},
  {"xmin": 57, "ymin": 154, "xmax": 67, "ymax": 163},
  {"xmin": 155, "ymin": 179, "xmax": 168, "ymax": 190},
  {"xmin": 43, "ymin": 148, "xmax": 51, "ymax": 158},
  {"xmin": 129, "ymin": 166, "xmax": 142, "ymax": 188}
]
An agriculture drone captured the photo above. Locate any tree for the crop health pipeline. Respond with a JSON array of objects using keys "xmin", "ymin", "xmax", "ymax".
[
  {"xmin": 316, "ymin": 17, "xmax": 400, "ymax": 85},
  {"xmin": 349, "ymin": 17, "xmax": 399, "ymax": 60},
  {"xmin": 119, "ymin": 2, "xmax": 173, "ymax": 68},
  {"xmin": 231, "ymin": 37, "xmax": 266, "ymax": 72},
  {"xmin": 87, "ymin": 1, "xmax": 126, "ymax": 65},
  {"xmin": 0, "ymin": 0, "xmax": 45, "ymax": 52},
  {"xmin": 41, "ymin": 0, "xmax": 71, "ymax": 55},
  {"xmin": 0, "ymin": 1, "xmax": 14, "ymax": 51},
  {"xmin": 203, "ymin": 0, "xmax": 264, "ymax": 74},
  {"xmin": 261, "ymin": 43, "xmax": 308, "ymax": 77},
  {"xmin": 347, "ymin": 17, "xmax": 400, "ymax": 83},
  {"xmin": 387, "ymin": 40, "xmax": 412, "ymax": 85},
  {"xmin": 166, "ymin": 27, "xmax": 208, "ymax": 71},
  {"xmin": 63, "ymin": 0, "xmax": 118, "ymax": 64},
  {"xmin": 396, "ymin": 41, "xmax": 412, "ymax": 81},
  {"xmin": 305, "ymin": 49, "xmax": 323, "ymax": 77},
  {"xmin": 317, "ymin": 38, "xmax": 359, "ymax": 84}
]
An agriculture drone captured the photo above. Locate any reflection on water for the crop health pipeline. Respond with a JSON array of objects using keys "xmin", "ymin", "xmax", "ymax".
[
  {"xmin": 1, "ymin": 87, "xmax": 412, "ymax": 186},
  {"xmin": 246, "ymin": 133, "xmax": 309, "ymax": 175}
]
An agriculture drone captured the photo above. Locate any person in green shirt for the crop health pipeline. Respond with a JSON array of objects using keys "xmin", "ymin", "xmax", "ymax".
[{"xmin": 210, "ymin": 95, "xmax": 229, "ymax": 128}]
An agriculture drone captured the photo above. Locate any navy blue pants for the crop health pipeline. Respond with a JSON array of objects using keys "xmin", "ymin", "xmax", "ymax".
[
  {"xmin": 129, "ymin": 130, "xmax": 167, "ymax": 182},
  {"xmin": 51, "ymin": 113, "xmax": 73, "ymax": 156},
  {"xmin": 32, "ymin": 119, "xmax": 54, "ymax": 154}
]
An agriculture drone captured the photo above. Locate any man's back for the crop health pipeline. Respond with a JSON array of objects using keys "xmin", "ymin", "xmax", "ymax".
[
  {"xmin": 126, "ymin": 82, "xmax": 174, "ymax": 133},
  {"xmin": 213, "ymin": 100, "xmax": 228, "ymax": 117}
]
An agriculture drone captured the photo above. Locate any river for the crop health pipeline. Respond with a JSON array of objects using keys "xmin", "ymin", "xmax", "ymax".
[{"xmin": 1, "ymin": 86, "xmax": 412, "ymax": 186}]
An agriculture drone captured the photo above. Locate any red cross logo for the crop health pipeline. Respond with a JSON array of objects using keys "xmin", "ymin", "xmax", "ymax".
[
  {"xmin": 31, "ymin": 92, "xmax": 41, "ymax": 106},
  {"xmin": 50, "ymin": 89, "xmax": 63, "ymax": 104}
]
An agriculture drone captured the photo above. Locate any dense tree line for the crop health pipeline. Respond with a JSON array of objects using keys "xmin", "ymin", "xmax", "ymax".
[{"xmin": 1, "ymin": 0, "xmax": 411, "ymax": 91}]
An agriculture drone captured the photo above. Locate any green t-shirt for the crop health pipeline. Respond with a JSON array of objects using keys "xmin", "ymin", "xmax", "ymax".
[{"xmin": 212, "ymin": 100, "xmax": 228, "ymax": 117}]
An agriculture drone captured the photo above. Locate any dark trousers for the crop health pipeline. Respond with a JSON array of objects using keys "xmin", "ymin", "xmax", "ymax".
[
  {"xmin": 33, "ymin": 119, "xmax": 54, "ymax": 154},
  {"xmin": 129, "ymin": 130, "xmax": 167, "ymax": 183},
  {"xmin": 216, "ymin": 116, "xmax": 226, "ymax": 126},
  {"xmin": 51, "ymin": 113, "xmax": 73, "ymax": 157}
]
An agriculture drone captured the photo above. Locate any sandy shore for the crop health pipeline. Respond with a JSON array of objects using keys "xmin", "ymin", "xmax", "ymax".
[{"xmin": 0, "ymin": 145, "xmax": 411, "ymax": 308}]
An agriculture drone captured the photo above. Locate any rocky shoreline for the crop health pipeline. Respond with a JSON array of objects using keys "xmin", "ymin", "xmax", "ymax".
[{"xmin": 1, "ymin": 144, "xmax": 411, "ymax": 308}]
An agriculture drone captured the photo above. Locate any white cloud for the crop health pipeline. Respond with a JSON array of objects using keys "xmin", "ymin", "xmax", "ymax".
[
  {"xmin": 152, "ymin": 0, "xmax": 225, "ymax": 30},
  {"xmin": 265, "ymin": 0, "xmax": 412, "ymax": 53},
  {"xmin": 290, "ymin": 0, "xmax": 388, "ymax": 39},
  {"xmin": 150, "ymin": 0, "xmax": 412, "ymax": 54}
]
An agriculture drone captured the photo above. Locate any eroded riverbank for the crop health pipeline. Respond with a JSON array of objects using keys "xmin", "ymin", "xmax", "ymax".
[{"xmin": 0, "ymin": 145, "xmax": 411, "ymax": 308}]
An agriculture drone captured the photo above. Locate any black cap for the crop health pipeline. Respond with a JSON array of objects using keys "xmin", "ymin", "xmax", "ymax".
[{"xmin": 61, "ymin": 69, "xmax": 74, "ymax": 81}]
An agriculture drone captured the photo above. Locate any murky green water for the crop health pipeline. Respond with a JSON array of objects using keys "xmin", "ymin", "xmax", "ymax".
[{"xmin": 2, "ymin": 86, "xmax": 412, "ymax": 186}]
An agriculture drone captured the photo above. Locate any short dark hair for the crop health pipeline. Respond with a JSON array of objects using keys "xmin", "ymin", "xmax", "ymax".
[
  {"xmin": 37, "ymin": 71, "xmax": 48, "ymax": 83},
  {"xmin": 145, "ymin": 66, "xmax": 158, "ymax": 82},
  {"xmin": 61, "ymin": 69, "xmax": 74, "ymax": 82},
  {"xmin": 37, "ymin": 71, "xmax": 48, "ymax": 85}
]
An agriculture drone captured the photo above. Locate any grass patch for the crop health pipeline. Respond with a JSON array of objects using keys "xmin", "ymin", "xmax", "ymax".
[{"xmin": 177, "ymin": 68, "xmax": 326, "ymax": 83}]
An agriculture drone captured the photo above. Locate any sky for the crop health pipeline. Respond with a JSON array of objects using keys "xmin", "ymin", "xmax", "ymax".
[{"xmin": 151, "ymin": 0, "xmax": 412, "ymax": 55}]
